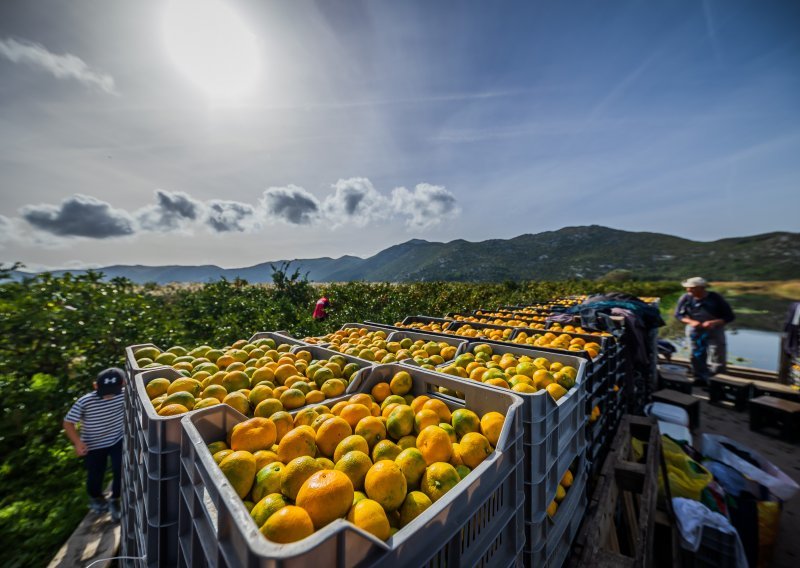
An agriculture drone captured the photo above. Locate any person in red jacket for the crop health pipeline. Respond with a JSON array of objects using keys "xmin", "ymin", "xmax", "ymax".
[{"xmin": 313, "ymin": 296, "xmax": 331, "ymax": 321}]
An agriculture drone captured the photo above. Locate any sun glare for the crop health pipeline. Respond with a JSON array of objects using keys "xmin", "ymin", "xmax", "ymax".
[{"xmin": 163, "ymin": 0, "xmax": 260, "ymax": 101}]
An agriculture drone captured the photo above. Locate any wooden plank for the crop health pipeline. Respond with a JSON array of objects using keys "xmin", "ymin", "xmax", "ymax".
[{"xmin": 48, "ymin": 512, "xmax": 120, "ymax": 568}]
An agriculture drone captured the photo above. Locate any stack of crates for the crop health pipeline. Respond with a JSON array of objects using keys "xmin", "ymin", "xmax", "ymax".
[
  {"xmin": 121, "ymin": 332, "xmax": 308, "ymax": 567},
  {"xmin": 176, "ymin": 364, "xmax": 526, "ymax": 567},
  {"xmin": 438, "ymin": 338, "xmax": 592, "ymax": 568}
]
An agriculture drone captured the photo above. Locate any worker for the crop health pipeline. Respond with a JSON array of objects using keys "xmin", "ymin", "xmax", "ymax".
[
  {"xmin": 675, "ymin": 277, "xmax": 735, "ymax": 384},
  {"xmin": 313, "ymin": 295, "xmax": 331, "ymax": 321},
  {"xmin": 63, "ymin": 368, "xmax": 126, "ymax": 521}
]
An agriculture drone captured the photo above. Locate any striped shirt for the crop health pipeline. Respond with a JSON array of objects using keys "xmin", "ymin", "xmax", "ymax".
[{"xmin": 64, "ymin": 390, "xmax": 126, "ymax": 450}]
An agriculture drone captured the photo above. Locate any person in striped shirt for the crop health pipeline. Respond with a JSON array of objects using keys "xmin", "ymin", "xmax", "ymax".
[{"xmin": 63, "ymin": 368, "xmax": 126, "ymax": 521}]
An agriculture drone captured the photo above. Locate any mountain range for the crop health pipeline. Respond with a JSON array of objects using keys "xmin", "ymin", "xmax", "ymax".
[{"xmin": 8, "ymin": 226, "xmax": 800, "ymax": 284}]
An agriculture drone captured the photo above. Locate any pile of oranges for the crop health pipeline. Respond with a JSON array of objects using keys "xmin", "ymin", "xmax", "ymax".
[
  {"xmin": 511, "ymin": 331, "xmax": 603, "ymax": 359},
  {"xmin": 206, "ymin": 370, "xmax": 505, "ymax": 543},
  {"xmin": 438, "ymin": 343, "xmax": 578, "ymax": 400},
  {"xmin": 306, "ymin": 327, "xmax": 459, "ymax": 366},
  {"xmin": 137, "ymin": 338, "xmax": 366, "ymax": 417}
]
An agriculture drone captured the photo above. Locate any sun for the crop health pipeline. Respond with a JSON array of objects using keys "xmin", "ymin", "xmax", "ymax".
[{"xmin": 162, "ymin": 0, "xmax": 260, "ymax": 101}]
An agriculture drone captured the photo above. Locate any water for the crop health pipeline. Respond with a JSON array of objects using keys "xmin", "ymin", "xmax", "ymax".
[{"xmin": 672, "ymin": 328, "xmax": 783, "ymax": 371}]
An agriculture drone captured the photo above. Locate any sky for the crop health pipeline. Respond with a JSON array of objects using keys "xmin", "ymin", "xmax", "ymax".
[{"xmin": 0, "ymin": 0, "xmax": 798, "ymax": 271}]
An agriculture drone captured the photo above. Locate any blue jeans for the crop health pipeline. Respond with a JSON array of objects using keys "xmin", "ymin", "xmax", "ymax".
[
  {"xmin": 686, "ymin": 326, "xmax": 727, "ymax": 382},
  {"xmin": 85, "ymin": 439, "xmax": 122, "ymax": 499}
]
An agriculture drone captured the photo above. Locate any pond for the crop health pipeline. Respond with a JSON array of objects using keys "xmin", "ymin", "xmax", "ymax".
[{"xmin": 670, "ymin": 328, "xmax": 784, "ymax": 371}]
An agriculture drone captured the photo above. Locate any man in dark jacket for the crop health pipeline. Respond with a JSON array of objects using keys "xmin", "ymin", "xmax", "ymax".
[{"xmin": 675, "ymin": 277, "xmax": 735, "ymax": 384}]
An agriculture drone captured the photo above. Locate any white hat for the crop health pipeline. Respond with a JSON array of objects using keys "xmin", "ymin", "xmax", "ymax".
[{"xmin": 681, "ymin": 277, "xmax": 708, "ymax": 288}]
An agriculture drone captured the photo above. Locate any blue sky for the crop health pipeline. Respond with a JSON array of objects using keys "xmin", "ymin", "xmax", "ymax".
[{"xmin": 0, "ymin": 0, "xmax": 798, "ymax": 270}]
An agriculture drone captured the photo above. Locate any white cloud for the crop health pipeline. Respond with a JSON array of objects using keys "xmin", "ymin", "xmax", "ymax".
[
  {"xmin": 322, "ymin": 178, "xmax": 388, "ymax": 227},
  {"xmin": 261, "ymin": 185, "xmax": 321, "ymax": 225},
  {"xmin": 0, "ymin": 37, "xmax": 117, "ymax": 94},
  {"xmin": 391, "ymin": 183, "xmax": 460, "ymax": 229}
]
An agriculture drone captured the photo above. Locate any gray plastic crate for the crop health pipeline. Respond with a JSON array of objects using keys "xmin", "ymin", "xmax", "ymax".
[
  {"xmin": 125, "ymin": 342, "xmax": 171, "ymax": 383},
  {"xmin": 178, "ymin": 364, "xmax": 525, "ymax": 568},
  {"xmin": 680, "ymin": 526, "xmax": 740, "ymax": 568},
  {"xmin": 525, "ymin": 454, "xmax": 588, "ymax": 558}
]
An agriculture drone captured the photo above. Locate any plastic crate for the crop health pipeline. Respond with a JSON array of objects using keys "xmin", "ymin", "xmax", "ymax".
[
  {"xmin": 178, "ymin": 364, "xmax": 525, "ymax": 568},
  {"xmin": 680, "ymin": 526, "xmax": 740, "ymax": 568},
  {"xmin": 125, "ymin": 342, "xmax": 171, "ymax": 382},
  {"xmin": 438, "ymin": 341, "xmax": 588, "ymax": 525},
  {"xmin": 525, "ymin": 454, "xmax": 589, "ymax": 563}
]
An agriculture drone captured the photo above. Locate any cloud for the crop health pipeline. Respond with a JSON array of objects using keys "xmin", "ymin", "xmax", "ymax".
[
  {"xmin": 205, "ymin": 200, "xmax": 258, "ymax": 232},
  {"xmin": 21, "ymin": 194, "xmax": 135, "ymax": 238},
  {"xmin": 391, "ymin": 183, "xmax": 460, "ymax": 229},
  {"xmin": 322, "ymin": 178, "xmax": 388, "ymax": 227},
  {"xmin": 136, "ymin": 189, "xmax": 203, "ymax": 232},
  {"xmin": 261, "ymin": 185, "xmax": 321, "ymax": 225},
  {"xmin": 0, "ymin": 215, "xmax": 13, "ymax": 243},
  {"xmin": 0, "ymin": 37, "xmax": 117, "ymax": 94}
]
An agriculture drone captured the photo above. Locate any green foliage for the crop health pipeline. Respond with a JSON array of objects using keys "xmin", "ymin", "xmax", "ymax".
[{"xmin": 0, "ymin": 270, "xmax": 679, "ymax": 566}]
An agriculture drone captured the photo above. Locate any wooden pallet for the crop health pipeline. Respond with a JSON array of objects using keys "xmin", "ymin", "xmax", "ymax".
[
  {"xmin": 568, "ymin": 415, "xmax": 661, "ymax": 568},
  {"xmin": 47, "ymin": 511, "xmax": 120, "ymax": 568}
]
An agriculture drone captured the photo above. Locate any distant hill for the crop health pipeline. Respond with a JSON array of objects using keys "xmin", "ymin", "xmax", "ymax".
[{"xmin": 8, "ymin": 226, "xmax": 800, "ymax": 283}]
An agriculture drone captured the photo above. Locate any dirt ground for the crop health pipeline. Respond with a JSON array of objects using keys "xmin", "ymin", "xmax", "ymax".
[{"xmin": 694, "ymin": 394, "xmax": 800, "ymax": 568}]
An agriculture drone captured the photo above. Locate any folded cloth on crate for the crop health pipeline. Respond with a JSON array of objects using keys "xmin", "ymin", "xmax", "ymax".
[{"xmin": 672, "ymin": 497, "xmax": 748, "ymax": 568}]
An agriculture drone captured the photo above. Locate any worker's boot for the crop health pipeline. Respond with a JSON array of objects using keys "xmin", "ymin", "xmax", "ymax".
[
  {"xmin": 108, "ymin": 498, "xmax": 121, "ymax": 522},
  {"xmin": 89, "ymin": 496, "xmax": 109, "ymax": 514}
]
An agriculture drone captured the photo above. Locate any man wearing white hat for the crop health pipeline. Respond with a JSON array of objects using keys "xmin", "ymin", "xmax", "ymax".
[{"xmin": 675, "ymin": 277, "xmax": 735, "ymax": 384}]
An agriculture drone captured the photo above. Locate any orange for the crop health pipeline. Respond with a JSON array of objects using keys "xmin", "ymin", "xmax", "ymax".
[
  {"xmin": 167, "ymin": 377, "xmax": 202, "ymax": 397},
  {"xmin": 380, "ymin": 394, "xmax": 406, "ymax": 411},
  {"xmin": 248, "ymin": 384, "xmax": 274, "ymax": 408},
  {"xmin": 333, "ymin": 450, "xmax": 372, "ymax": 491},
  {"xmin": 422, "ymin": 399, "xmax": 452, "ymax": 423},
  {"xmin": 546, "ymin": 383, "xmax": 567, "ymax": 401},
  {"xmin": 354, "ymin": 416, "xmax": 386, "ymax": 449},
  {"xmin": 414, "ymin": 409, "xmax": 440, "ymax": 434},
  {"xmin": 218, "ymin": 451, "xmax": 257, "ymax": 498},
  {"xmin": 305, "ymin": 390, "xmax": 325, "ymax": 404},
  {"xmin": 296, "ymin": 470, "xmax": 354, "ymax": 529},
  {"xmin": 321, "ymin": 379, "xmax": 346, "ymax": 398},
  {"xmin": 315, "ymin": 417, "xmax": 353, "ymax": 458},
  {"xmin": 560, "ymin": 470, "xmax": 574, "ymax": 488},
  {"xmin": 157, "ymin": 403, "xmax": 188, "ymax": 416},
  {"xmin": 223, "ymin": 392, "xmax": 250, "ymax": 415},
  {"xmin": 251, "ymin": 462, "xmax": 285, "ymax": 502},
  {"xmin": 207, "ymin": 441, "xmax": 228, "ymax": 455},
  {"xmin": 270, "ymin": 411, "xmax": 293, "ymax": 442},
  {"xmin": 274, "ymin": 364, "xmax": 299, "ymax": 385},
  {"xmin": 416, "ymin": 425, "xmax": 453, "ymax": 465},
  {"xmin": 455, "ymin": 465, "xmax": 471, "ymax": 480},
  {"xmin": 316, "ymin": 457, "xmax": 334, "ymax": 470},
  {"xmin": 280, "ymin": 388, "xmax": 306, "ymax": 410},
  {"xmin": 253, "ymin": 450, "xmax": 280, "ymax": 472},
  {"xmin": 371, "ymin": 439, "xmax": 402, "ymax": 463},
  {"xmin": 253, "ymin": 398, "xmax": 283, "ymax": 419},
  {"xmin": 420, "ymin": 462, "xmax": 460, "ymax": 502},
  {"xmin": 212, "ymin": 449, "xmax": 233, "ymax": 464},
  {"xmin": 479, "ymin": 412, "xmax": 504, "ymax": 447},
  {"xmin": 449, "ymin": 443, "xmax": 463, "ymax": 467},
  {"xmin": 389, "ymin": 371, "xmax": 412, "ymax": 395},
  {"xmin": 349, "ymin": 393, "xmax": 373, "ymax": 408},
  {"xmin": 371, "ymin": 382, "xmax": 391, "ymax": 403},
  {"xmin": 347, "ymin": 498, "xmax": 390, "ymax": 540},
  {"xmin": 222, "ymin": 371, "xmax": 250, "ymax": 392},
  {"xmin": 364, "ymin": 460, "xmax": 407, "ymax": 512},
  {"xmin": 450, "ymin": 408, "xmax": 480, "ymax": 438},
  {"xmin": 330, "ymin": 400, "xmax": 349, "ymax": 416},
  {"xmin": 458, "ymin": 432, "xmax": 492, "ymax": 469},
  {"xmin": 381, "ymin": 403, "xmax": 400, "ymax": 419},
  {"xmin": 293, "ymin": 407, "xmax": 319, "ymax": 428},
  {"xmin": 260, "ymin": 505, "xmax": 314, "ymax": 543},
  {"xmin": 386, "ymin": 405, "xmax": 414, "ymax": 440},
  {"xmin": 250, "ymin": 492, "xmax": 288, "ymax": 528},
  {"xmin": 438, "ymin": 423, "xmax": 457, "ymax": 443},
  {"xmin": 397, "ymin": 435, "xmax": 417, "ymax": 450},
  {"xmin": 277, "ymin": 427, "xmax": 317, "ymax": 464},
  {"xmin": 340, "ymin": 403, "xmax": 372, "ymax": 430},
  {"xmin": 230, "ymin": 418, "xmax": 277, "ymax": 453},
  {"xmin": 395, "ymin": 448, "xmax": 427, "ymax": 489},
  {"xmin": 201, "ymin": 384, "xmax": 228, "ymax": 402},
  {"xmin": 398, "ymin": 491, "xmax": 432, "ymax": 527},
  {"xmin": 311, "ymin": 412, "xmax": 335, "ymax": 431},
  {"xmin": 145, "ymin": 378, "xmax": 171, "ymax": 400},
  {"xmin": 333, "ymin": 435, "xmax": 370, "ymax": 463},
  {"xmin": 547, "ymin": 500, "xmax": 558, "ymax": 518},
  {"xmin": 410, "ymin": 395, "xmax": 430, "ymax": 414},
  {"xmin": 250, "ymin": 366, "xmax": 275, "ymax": 386},
  {"xmin": 280, "ymin": 456, "xmax": 323, "ymax": 501}
]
